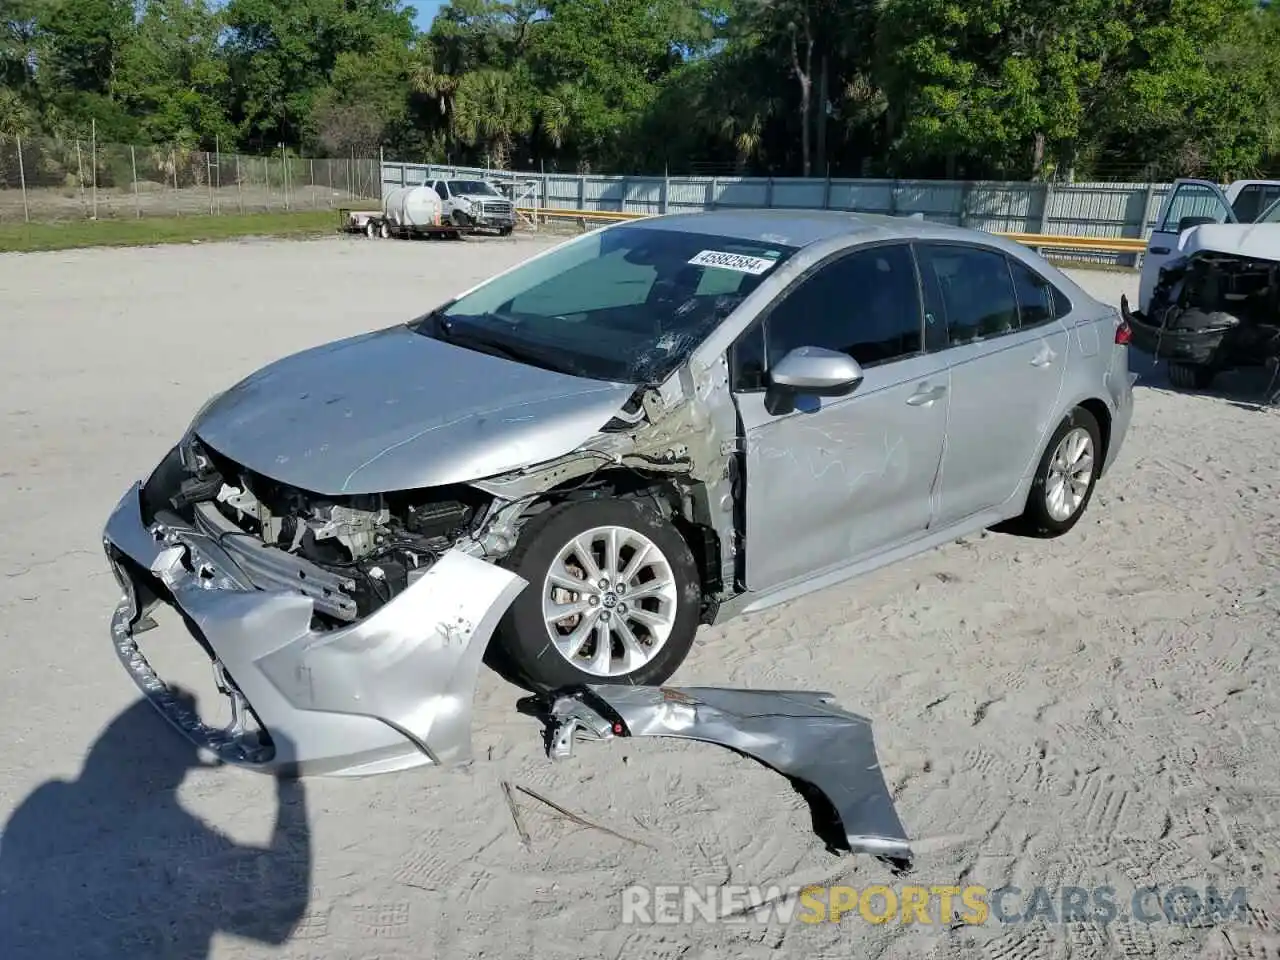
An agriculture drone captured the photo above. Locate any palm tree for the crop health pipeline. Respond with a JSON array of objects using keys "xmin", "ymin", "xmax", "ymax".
[{"xmin": 450, "ymin": 68, "xmax": 534, "ymax": 168}]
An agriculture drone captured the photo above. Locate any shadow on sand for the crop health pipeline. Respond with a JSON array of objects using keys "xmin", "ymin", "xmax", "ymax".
[
  {"xmin": 0, "ymin": 689, "xmax": 311, "ymax": 960},
  {"xmin": 1131, "ymin": 353, "xmax": 1280, "ymax": 410}
]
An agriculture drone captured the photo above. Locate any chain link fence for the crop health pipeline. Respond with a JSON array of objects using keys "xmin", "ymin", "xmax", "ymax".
[{"xmin": 0, "ymin": 135, "xmax": 382, "ymax": 224}]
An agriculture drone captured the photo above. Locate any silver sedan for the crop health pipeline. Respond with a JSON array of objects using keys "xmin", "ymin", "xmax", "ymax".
[{"xmin": 103, "ymin": 210, "xmax": 1136, "ymax": 776}]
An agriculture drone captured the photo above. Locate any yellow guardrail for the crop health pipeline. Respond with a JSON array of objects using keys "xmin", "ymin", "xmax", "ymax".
[{"xmin": 516, "ymin": 206, "xmax": 1148, "ymax": 256}]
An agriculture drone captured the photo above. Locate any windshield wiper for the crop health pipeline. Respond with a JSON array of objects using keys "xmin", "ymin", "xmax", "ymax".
[{"xmin": 435, "ymin": 316, "xmax": 579, "ymax": 376}]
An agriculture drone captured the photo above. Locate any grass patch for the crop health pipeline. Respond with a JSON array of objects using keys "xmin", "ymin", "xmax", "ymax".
[{"xmin": 0, "ymin": 210, "xmax": 341, "ymax": 253}]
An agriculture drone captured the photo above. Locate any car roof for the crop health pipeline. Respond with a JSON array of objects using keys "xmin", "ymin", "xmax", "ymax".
[
  {"xmin": 628, "ymin": 208, "xmax": 984, "ymax": 249},
  {"xmin": 619, "ymin": 207, "xmax": 1098, "ymax": 309}
]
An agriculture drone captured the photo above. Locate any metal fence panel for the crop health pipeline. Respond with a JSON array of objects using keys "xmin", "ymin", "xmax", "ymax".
[
  {"xmin": 0, "ymin": 135, "xmax": 380, "ymax": 225},
  {"xmin": 381, "ymin": 161, "xmax": 1186, "ymax": 250}
]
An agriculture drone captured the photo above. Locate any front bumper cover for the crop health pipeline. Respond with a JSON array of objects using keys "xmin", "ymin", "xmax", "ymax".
[{"xmin": 103, "ymin": 482, "xmax": 527, "ymax": 777}]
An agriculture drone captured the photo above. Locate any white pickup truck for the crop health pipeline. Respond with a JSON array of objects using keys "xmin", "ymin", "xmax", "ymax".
[
  {"xmin": 427, "ymin": 178, "xmax": 516, "ymax": 235},
  {"xmin": 1136, "ymin": 178, "xmax": 1280, "ymax": 316},
  {"xmin": 1122, "ymin": 178, "xmax": 1280, "ymax": 392}
]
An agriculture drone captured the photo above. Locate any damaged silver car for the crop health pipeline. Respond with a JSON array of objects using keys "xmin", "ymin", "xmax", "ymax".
[{"xmin": 104, "ymin": 210, "xmax": 1135, "ymax": 776}]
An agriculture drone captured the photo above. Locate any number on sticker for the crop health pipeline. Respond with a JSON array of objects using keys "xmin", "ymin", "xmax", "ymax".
[{"xmin": 687, "ymin": 250, "xmax": 777, "ymax": 275}]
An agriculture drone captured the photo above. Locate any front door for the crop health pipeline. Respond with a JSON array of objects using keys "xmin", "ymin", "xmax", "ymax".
[
  {"xmin": 1138, "ymin": 179, "xmax": 1236, "ymax": 314},
  {"xmin": 914, "ymin": 242, "xmax": 1071, "ymax": 524},
  {"xmin": 731, "ymin": 242, "xmax": 950, "ymax": 593}
]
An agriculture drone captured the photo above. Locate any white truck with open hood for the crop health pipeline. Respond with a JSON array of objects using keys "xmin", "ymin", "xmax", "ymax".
[{"xmin": 1123, "ymin": 178, "xmax": 1280, "ymax": 393}]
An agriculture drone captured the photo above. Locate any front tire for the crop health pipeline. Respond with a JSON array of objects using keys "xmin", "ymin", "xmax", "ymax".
[
  {"xmin": 495, "ymin": 498, "xmax": 702, "ymax": 691},
  {"xmin": 1012, "ymin": 407, "xmax": 1102, "ymax": 538}
]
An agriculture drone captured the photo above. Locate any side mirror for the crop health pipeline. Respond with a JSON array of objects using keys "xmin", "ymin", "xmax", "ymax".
[
  {"xmin": 1177, "ymin": 215, "xmax": 1218, "ymax": 233},
  {"xmin": 768, "ymin": 346, "xmax": 864, "ymax": 397}
]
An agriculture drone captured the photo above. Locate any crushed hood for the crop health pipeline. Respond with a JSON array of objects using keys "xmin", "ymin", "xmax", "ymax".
[
  {"xmin": 1179, "ymin": 222, "xmax": 1280, "ymax": 263},
  {"xmin": 191, "ymin": 324, "xmax": 634, "ymax": 495}
]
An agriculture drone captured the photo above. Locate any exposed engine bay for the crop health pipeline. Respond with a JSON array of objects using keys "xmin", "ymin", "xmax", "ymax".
[
  {"xmin": 148, "ymin": 435, "xmax": 495, "ymax": 625},
  {"xmin": 1148, "ymin": 252, "xmax": 1279, "ymax": 344},
  {"xmin": 1124, "ymin": 251, "xmax": 1280, "ymax": 387}
]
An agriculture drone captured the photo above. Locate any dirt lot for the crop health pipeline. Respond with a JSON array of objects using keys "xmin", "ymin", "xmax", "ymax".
[{"xmin": 1, "ymin": 234, "xmax": 1277, "ymax": 960}]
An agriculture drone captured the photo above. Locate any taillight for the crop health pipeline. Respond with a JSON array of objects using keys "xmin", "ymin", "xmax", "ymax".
[{"xmin": 1115, "ymin": 321, "xmax": 1132, "ymax": 345}]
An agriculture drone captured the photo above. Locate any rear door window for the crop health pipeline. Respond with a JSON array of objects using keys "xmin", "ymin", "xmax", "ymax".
[{"xmin": 913, "ymin": 244, "xmax": 1019, "ymax": 345}]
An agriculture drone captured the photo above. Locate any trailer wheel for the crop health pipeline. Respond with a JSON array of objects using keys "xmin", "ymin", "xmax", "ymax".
[
  {"xmin": 379, "ymin": 221, "xmax": 392, "ymax": 240},
  {"xmin": 365, "ymin": 220, "xmax": 377, "ymax": 239}
]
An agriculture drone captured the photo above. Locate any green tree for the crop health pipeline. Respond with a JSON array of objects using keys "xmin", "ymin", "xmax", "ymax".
[
  {"xmin": 114, "ymin": 0, "xmax": 233, "ymax": 147},
  {"xmin": 223, "ymin": 0, "xmax": 415, "ymax": 150},
  {"xmin": 37, "ymin": 0, "xmax": 133, "ymax": 94}
]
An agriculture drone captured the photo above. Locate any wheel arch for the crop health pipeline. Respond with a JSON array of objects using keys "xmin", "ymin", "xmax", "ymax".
[
  {"xmin": 1074, "ymin": 397, "xmax": 1113, "ymax": 475},
  {"xmin": 521, "ymin": 467, "xmax": 724, "ymax": 616}
]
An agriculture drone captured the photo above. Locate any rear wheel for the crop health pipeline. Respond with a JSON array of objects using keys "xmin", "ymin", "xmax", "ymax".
[
  {"xmin": 495, "ymin": 498, "xmax": 701, "ymax": 691},
  {"xmin": 1010, "ymin": 407, "xmax": 1102, "ymax": 538},
  {"xmin": 1168, "ymin": 361, "xmax": 1214, "ymax": 390},
  {"xmin": 379, "ymin": 220, "xmax": 392, "ymax": 240}
]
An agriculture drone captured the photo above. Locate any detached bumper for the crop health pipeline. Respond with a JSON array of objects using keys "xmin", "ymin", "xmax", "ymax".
[{"xmin": 103, "ymin": 483, "xmax": 526, "ymax": 777}]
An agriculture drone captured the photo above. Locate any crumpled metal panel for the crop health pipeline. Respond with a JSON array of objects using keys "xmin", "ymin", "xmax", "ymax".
[
  {"xmin": 104, "ymin": 483, "xmax": 527, "ymax": 777},
  {"xmin": 545, "ymin": 684, "xmax": 912, "ymax": 865}
]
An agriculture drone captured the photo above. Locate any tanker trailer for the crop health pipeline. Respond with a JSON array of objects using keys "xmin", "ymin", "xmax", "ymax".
[
  {"xmin": 370, "ymin": 185, "xmax": 464, "ymax": 239},
  {"xmin": 337, "ymin": 184, "xmax": 468, "ymax": 239}
]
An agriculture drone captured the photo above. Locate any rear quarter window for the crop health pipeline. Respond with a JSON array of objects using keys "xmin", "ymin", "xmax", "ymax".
[{"xmin": 1007, "ymin": 256, "xmax": 1072, "ymax": 325}]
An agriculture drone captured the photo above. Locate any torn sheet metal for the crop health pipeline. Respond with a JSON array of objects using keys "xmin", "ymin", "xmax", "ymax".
[
  {"xmin": 104, "ymin": 482, "xmax": 527, "ymax": 778},
  {"xmin": 545, "ymin": 685, "xmax": 912, "ymax": 864}
]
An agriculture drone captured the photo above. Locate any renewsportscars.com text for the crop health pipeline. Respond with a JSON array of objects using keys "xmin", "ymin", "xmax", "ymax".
[{"xmin": 621, "ymin": 883, "xmax": 1250, "ymax": 926}]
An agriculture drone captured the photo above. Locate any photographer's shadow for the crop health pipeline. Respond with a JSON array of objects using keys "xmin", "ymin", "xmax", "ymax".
[{"xmin": 0, "ymin": 689, "xmax": 311, "ymax": 960}]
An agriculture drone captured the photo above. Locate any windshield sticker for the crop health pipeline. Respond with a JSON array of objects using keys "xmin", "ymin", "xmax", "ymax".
[{"xmin": 688, "ymin": 250, "xmax": 779, "ymax": 275}]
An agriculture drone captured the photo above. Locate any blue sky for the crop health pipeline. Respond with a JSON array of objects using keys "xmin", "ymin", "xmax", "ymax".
[{"xmin": 411, "ymin": 0, "xmax": 446, "ymax": 29}]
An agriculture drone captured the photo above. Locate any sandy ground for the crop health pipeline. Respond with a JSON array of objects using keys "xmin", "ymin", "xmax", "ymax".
[{"xmin": 1, "ymin": 233, "xmax": 1278, "ymax": 960}]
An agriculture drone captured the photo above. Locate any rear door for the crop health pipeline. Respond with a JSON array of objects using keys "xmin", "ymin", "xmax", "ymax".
[
  {"xmin": 1139, "ymin": 179, "xmax": 1236, "ymax": 314},
  {"xmin": 918, "ymin": 242, "xmax": 1071, "ymax": 525}
]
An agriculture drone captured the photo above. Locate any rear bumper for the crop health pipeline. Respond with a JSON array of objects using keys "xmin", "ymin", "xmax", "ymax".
[{"xmin": 103, "ymin": 483, "xmax": 526, "ymax": 777}]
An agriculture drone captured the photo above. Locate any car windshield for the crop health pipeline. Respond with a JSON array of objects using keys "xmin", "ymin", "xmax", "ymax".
[
  {"xmin": 412, "ymin": 224, "xmax": 798, "ymax": 384},
  {"xmin": 448, "ymin": 180, "xmax": 499, "ymax": 196},
  {"xmin": 1258, "ymin": 197, "xmax": 1280, "ymax": 223}
]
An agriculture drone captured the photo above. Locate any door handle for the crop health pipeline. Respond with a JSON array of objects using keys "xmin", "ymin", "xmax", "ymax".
[
  {"xmin": 1150, "ymin": 246, "xmax": 1170, "ymax": 255},
  {"xmin": 906, "ymin": 385, "xmax": 946, "ymax": 406}
]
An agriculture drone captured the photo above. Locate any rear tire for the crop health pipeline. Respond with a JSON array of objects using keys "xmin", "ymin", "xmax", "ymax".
[
  {"xmin": 495, "ymin": 498, "xmax": 702, "ymax": 691},
  {"xmin": 1168, "ymin": 361, "xmax": 1214, "ymax": 390},
  {"xmin": 1010, "ymin": 407, "xmax": 1102, "ymax": 538}
]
